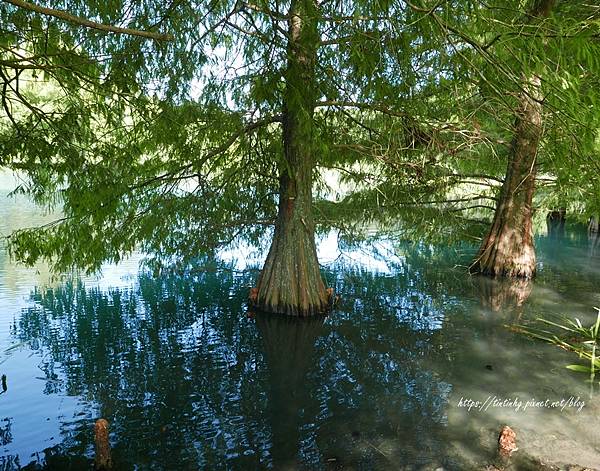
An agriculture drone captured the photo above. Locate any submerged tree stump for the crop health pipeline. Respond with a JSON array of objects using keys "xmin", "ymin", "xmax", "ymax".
[
  {"xmin": 94, "ymin": 419, "xmax": 112, "ymax": 470},
  {"xmin": 498, "ymin": 425, "xmax": 518, "ymax": 457}
]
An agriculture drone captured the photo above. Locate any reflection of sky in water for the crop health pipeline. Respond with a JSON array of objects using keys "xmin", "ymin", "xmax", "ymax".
[
  {"xmin": 0, "ymin": 349, "xmax": 92, "ymax": 465},
  {"xmin": 1, "ymin": 179, "xmax": 600, "ymax": 469},
  {"xmin": 217, "ymin": 231, "xmax": 401, "ymax": 274}
]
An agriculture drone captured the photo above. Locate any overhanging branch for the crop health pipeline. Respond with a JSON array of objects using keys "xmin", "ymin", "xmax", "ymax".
[
  {"xmin": 128, "ymin": 114, "xmax": 284, "ymax": 193},
  {"xmin": 2, "ymin": 0, "xmax": 174, "ymax": 41}
]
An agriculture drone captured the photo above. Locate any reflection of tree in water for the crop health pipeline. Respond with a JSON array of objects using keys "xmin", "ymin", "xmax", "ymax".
[
  {"xmin": 12, "ymin": 247, "xmax": 510, "ymax": 470},
  {"xmin": 254, "ymin": 312, "xmax": 326, "ymax": 469},
  {"xmin": 393, "ymin": 240, "xmax": 535, "ymax": 318},
  {"xmin": 476, "ymin": 276, "xmax": 533, "ymax": 316},
  {"xmin": 16, "ymin": 268, "xmax": 273, "ymax": 469}
]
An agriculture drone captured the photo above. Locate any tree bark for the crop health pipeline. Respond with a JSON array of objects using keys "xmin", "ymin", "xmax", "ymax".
[
  {"xmin": 471, "ymin": 76, "xmax": 542, "ymax": 278},
  {"xmin": 471, "ymin": 0, "xmax": 555, "ymax": 279},
  {"xmin": 251, "ymin": 0, "xmax": 329, "ymax": 316},
  {"xmin": 471, "ymin": 0, "xmax": 556, "ymax": 278}
]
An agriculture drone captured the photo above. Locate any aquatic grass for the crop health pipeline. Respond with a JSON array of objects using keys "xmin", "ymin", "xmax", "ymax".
[{"xmin": 511, "ymin": 308, "xmax": 600, "ymax": 382}]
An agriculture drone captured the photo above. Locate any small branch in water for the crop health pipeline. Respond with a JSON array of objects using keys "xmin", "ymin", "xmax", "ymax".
[{"xmin": 363, "ymin": 439, "xmax": 390, "ymax": 460}]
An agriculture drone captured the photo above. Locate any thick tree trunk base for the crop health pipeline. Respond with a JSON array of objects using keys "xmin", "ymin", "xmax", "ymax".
[
  {"xmin": 249, "ymin": 285, "xmax": 333, "ymax": 317},
  {"xmin": 471, "ymin": 236, "xmax": 536, "ymax": 279},
  {"xmin": 250, "ymin": 294, "xmax": 331, "ymax": 317},
  {"xmin": 248, "ymin": 299, "xmax": 330, "ymax": 317},
  {"xmin": 472, "ymin": 265, "xmax": 536, "ymax": 279},
  {"xmin": 249, "ymin": 218, "xmax": 331, "ymax": 317}
]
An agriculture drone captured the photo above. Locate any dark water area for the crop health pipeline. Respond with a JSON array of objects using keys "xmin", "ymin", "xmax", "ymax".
[{"xmin": 1, "ymin": 193, "xmax": 600, "ymax": 469}]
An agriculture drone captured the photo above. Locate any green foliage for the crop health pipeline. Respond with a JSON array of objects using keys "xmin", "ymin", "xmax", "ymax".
[
  {"xmin": 513, "ymin": 308, "xmax": 600, "ymax": 381},
  {"xmin": 0, "ymin": 0, "xmax": 599, "ymax": 271}
]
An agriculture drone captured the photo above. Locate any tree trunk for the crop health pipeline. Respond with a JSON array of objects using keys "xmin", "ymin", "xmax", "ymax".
[
  {"xmin": 589, "ymin": 216, "xmax": 600, "ymax": 234},
  {"xmin": 546, "ymin": 208, "xmax": 566, "ymax": 238},
  {"xmin": 471, "ymin": 0, "xmax": 555, "ymax": 279},
  {"xmin": 471, "ymin": 76, "xmax": 542, "ymax": 279},
  {"xmin": 251, "ymin": 0, "xmax": 329, "ymax": 316}
]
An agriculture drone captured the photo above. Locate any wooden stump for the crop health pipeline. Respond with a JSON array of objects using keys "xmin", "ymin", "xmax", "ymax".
[
  {"xmin": 248, "ymin": 287, "xmax": 258, "ymax": 304},
  {"xmin": 498, "ymin": 425, "xmax": 518, "ymax": 457},
  {"xmin": 94, "ymin": 419, "xmax": 112, "ymax": 470}
]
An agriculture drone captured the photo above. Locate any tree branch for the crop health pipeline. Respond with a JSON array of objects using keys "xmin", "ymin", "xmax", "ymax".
[
  {"xmin": 315, "ymin": 100, "xmax": 408, "ymax": 118},
  {"xmin": 2, "ymin": 0, "xmax": 173, "ymax": 41},
  {"xmin": 128, "ymin": 114, "xmax": 283, "ymax": 193},
  {"xmin": 242, "ymin": 2, "xmax": 288, "ymax": 20}
]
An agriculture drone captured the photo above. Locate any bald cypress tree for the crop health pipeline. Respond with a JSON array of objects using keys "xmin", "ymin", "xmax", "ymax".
[
  {"xmin": 250, "ymin": 0, "xmax": 329, "ymax": 315},
  {"xmin": 470, "ymin": 0, "xmax": 600, "ymax": 278},
  {"xmin": 0, "ymin": 0, "xmax": 419, "ymax": 315}
]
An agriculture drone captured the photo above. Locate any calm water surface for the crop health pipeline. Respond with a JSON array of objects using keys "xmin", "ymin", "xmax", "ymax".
[{"xmin": 1, "ymin": 185, "xmax": 600, "ymax": 470}]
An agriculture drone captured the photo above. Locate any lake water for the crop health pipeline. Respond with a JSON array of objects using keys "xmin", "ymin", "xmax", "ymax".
[{"xmin": 1, "ymin": 187, "xmax": 600, "ymax": 470}]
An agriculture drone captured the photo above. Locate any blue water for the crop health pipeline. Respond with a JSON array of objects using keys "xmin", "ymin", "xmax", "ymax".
[{"xmin": 1, "ymin": 188, "xmax": 600, "ymax": 470}]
